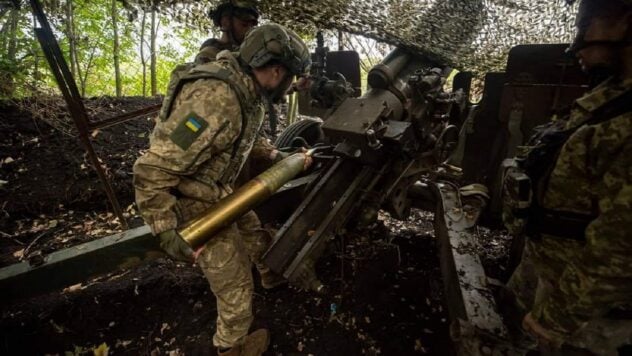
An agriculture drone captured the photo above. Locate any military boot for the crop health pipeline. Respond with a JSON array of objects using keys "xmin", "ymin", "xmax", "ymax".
[
  {"xmin": 217, "ymin": 329, "xmax": 270, "ymax": 356},
  {"xmin": 217, "ymin": 346, "xmax": 240, "ymax": 356},
  {"xmin": 256, "ymin": 264, "xmax": 287, "ymax": 289},
  {"xmin": 243, "ymin": 328, "xmax": 270, "ymax": 356}
]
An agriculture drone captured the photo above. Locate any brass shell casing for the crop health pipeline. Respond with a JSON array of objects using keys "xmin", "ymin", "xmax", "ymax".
[{"xmin": 178, "ymin": 153, "xmax": 307, "ymax": 249}]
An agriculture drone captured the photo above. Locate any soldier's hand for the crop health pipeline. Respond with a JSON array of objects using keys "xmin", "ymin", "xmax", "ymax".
[
  {"xmin": 288, "ymin": 76, "xmax": 312, "ymax": 93},
  {"xmin": 271, "ymin": 148, "xmax": 312, "ymax": 170},
  {"xmin": 300, "ymin": 147, "xmax": 313, "ymax": 171},
  {"xmin": 522, "ymin": 312, "xmax": 564, "ymax": 351},
  {"xmin": 158, "ymin": 229, "xmax": 194, "ymax": 263}
]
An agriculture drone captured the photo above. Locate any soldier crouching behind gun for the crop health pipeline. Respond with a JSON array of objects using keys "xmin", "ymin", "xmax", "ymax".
[
  {"xmin": 133, "ymin": 24, "xmax": 312, "ymax": 356},
  {"xmin": 501, "ymin": 0, "xmax": 632, "ymax": 355}
]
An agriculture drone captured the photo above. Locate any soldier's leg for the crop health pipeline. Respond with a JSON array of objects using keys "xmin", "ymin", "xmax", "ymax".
[
  {"xmin": 197, "ymin": 224, "xmax": 254, "ymax": 349},
  {"xmin": 502, "ymin": 240, "xmax": 542, "ymax": 349},
  {"xmin": 236, "ymin": 211, "xmax": 286, "ymax": 289},
  {"xmin": 507, "ymin": 240, "xmax": 540, "ymax": 314},
  {"xmin": 236, "ymin": 210, "xmax": 271, "ymax": 265}
]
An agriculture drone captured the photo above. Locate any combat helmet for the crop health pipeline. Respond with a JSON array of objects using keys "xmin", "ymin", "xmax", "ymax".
[
  {"xmin": 239, "ymin": 23, "xmax": 311, "ymax": 77},
  {"xmin": 566, "ymin": 0, "xmax": 632, "ymax": 53},
  {"xmin": 210, "ymin": 0, "xmax": 259, "ymax": 27}
]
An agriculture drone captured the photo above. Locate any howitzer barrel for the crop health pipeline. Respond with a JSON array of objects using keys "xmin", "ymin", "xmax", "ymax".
[
  {"xmin": 178, "ymin": 153, "xmax": 308, "ymax": 249},
  {"xmin": 367, "ymin": 48, "xmax": 412, "ymax": 90}
]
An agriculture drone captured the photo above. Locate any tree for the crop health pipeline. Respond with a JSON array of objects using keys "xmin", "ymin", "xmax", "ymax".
[
  {"xmin": 65, "ymin": 0, "xmax": 77, "ymax": 77},
  {"xmin": 112, "ymin": 0, "xmax": 122, "ymax": 97},
  {"xmin": 0, "ymin": 6, "xmax": 19, "ymax": 96},
  {"xmin": 0, "ymin": 0, "xmax": 206, "ymax": 99},
  {"xmin": 150, "ymin": 8, "xmax": 158, "ymax": 96},
  {"xmin": 139, "ymin": 9, "xmax": 147, "ymax": 96}
]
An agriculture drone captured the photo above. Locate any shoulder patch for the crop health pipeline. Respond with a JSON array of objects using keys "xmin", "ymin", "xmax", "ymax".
[{"xmin": 169, "ymin": 113, "xmax": 209, "ymax": 151}]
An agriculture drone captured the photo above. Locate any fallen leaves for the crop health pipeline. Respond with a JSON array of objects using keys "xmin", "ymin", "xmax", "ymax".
[
  {"xmin": 115, "ymin": 339, "xmax": 132, "ymax": 348},
  {"xmin": 49, "ymin": 319, "xmax": 65, "ymax": 334},
  {"xmin": 12, "ymin": 249, "xmax": 24, "ymax": 259},
  {"xmin": 414, "ymin": 339, "xmax": 428, "ymax": 353},
  {"xmin": 4, "ymin": 209, "xmax": 130, "ymax": 265},
  {"xmin": 93, "ymin": 343, "xmax": 109, "ymax": 356},
  {"xmin": 62, "ymin": 283, "xmax": 83, "ymax": 293},
  {"xmin": 160, "ymin": 322, "xmax": 171, "ymax": 335}
]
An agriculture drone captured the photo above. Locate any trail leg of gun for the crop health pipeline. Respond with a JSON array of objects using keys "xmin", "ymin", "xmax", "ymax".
[{"xmin": 263, "ymin": 158, "xmax": 374, "ymax": 291}]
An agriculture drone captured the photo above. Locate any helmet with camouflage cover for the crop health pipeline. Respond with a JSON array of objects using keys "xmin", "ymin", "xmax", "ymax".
[
  {"xmin": 566, "ymin": 0, "xmax": 632, "ymax": 53},
  {"xmin": 209, "ymin": 0, "xmax": 259, "ymax": 27},
  {"xmin": 239, "ymin": 23, "xmax": 311, "ymax": 77}
]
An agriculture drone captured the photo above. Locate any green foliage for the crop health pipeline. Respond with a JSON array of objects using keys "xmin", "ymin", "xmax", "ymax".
[
  {"xmin": 0, "ymin": 1, "xmax": 382, "ymax": 99},
  {"xmin": 0, "ymin": 0, "xmax": 209, "ymax": 99}
]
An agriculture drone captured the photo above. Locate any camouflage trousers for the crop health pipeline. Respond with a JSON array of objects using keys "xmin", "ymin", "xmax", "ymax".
[
  {"xmin": 507, "ymin": 239, "xmax": 632, "ymax": 355},
  {"xmin": 197, "ymin": 211, "xmax": 272, "ymax": 349}
]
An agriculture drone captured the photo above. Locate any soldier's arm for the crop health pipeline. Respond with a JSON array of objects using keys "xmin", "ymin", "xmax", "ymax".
[
  {"xmin": 532, "ymin": 140, "xmax": 632, "ymax": 335},
  {"xmin": 250, "ymin": 135, "xmax": 277, "ymax": 161},
  {"xmin": 133, "ymin": 79, "xmax": 242, "ymax": 234}
]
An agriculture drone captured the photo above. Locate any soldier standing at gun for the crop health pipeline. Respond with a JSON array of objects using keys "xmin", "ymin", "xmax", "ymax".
[
  {"xmin": 195, "ymin": 0, "xmax": 259, "ymax": 65},
  {"xmin": 133, "ymin": 24, "xmax": 312, "ymax": 355},
  {"xmin": 195, "ymin": 0, "xmax": 310, "ymax": 154},
  {"xmin": 502, "ymin": 0, "xmax": 632, "ymax": 354}
]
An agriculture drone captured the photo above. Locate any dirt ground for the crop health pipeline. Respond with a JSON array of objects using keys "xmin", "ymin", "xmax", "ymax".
[
  {"xmin": 0, "ymin": 97, "xmax": 510, "ymax": 355},
  {"xmin": 0, "ymin": 96, "xmax": 158, "ymax": 266}
]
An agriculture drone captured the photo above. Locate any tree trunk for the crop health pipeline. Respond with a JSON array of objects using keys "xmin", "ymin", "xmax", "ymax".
[
  {"xmin": 112, "ymin": 0, "xmax": 122, "ymax": 97},
  {"xmin": 76, "ymin": 53, "xmax": 86, "ymax": 96},
  {"xmin": 1, "ymin": 8, "xmax": 19, "ymax": 97},
  {"xmin": 0, "ymin": 9, "xmax": 10, "ymax": 54},
  {"xmin": 140, "ymin": 10, "xmax": 147, "ymax": 97},
  {"xmin": 78, "ymin": 46, "xmax": 97, "ymax": 97},
  {"xmin": 7, "ymin": 8, "xmax": 18, "ymax": 63},
  {"xmin": 150, "ymin": 9, "xmax": 158, "ymax": 96},
  {"xmin": 66, "ymin": 0, "xmax": 77, "ymax": 77},
  {"xmin": 32, "ymin": 12, "xmax": 40, "ymax": 94}
]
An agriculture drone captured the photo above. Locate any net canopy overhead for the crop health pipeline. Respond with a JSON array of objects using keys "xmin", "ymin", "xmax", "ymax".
[{"xmin": 126, "ymin": 0, "xmax": 577, "ymax": 73}]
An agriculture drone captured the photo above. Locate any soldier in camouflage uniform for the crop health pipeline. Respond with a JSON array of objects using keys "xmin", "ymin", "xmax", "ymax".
[
  {"xmin": 192, "ymin": 0, "xmax": 291, "ymax": 178},
  {"xmin": 195, "ymin": 0, "xmax": 259, "ymax": 65},
  {"xmin": 503, "ymin": 0, "xmax": 632, "ymax": 354},
  {"xmin": 133, "ymin": 24, "xmax": 311, "ymax": 356}
]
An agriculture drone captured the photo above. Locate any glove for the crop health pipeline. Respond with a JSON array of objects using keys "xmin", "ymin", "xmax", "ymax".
[{"xmin": 158, "ymin": 229, "xmax": 194, "ymax": 262}]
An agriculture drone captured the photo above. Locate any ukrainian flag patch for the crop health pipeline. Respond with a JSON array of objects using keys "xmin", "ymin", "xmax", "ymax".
[
  {"xmin": 185, "ymin": 117, "xmax": 202, "ymax": 132},
  {"xmin": 169, "ymin": 113, "xmax": 209, "ymax": 151}
]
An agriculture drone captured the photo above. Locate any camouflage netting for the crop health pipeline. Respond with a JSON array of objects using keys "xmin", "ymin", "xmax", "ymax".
[{"xmin": 131, "ymin": 0, "xmax": 576, "ymax": 72}]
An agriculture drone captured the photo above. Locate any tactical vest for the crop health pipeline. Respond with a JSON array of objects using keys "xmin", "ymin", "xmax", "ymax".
[
  {"xmin": 502, "ymin": 89, "xmax": 632, "ymax": 240},
  {"xmin": 159, "ymin": 58, "xmax": 265, "ymax": 186}
]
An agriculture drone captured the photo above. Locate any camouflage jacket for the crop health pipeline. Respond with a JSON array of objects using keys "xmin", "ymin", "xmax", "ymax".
[
  {"xmin": 529, "ymin": 78, "xmax": 632, "ymax": 335},
  {"xmin": 133, "ymin": 51, "xmax": 274, "ymax": 235}
]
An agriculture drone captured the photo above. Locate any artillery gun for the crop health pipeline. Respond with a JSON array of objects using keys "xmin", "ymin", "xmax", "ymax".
[
  {"xmin": 264, "ymin": 43, "xmax": 589, "ymax": 354},
  {"xmin": 0, "ymin": 38, "xmax": 589, "ymax": 354},
  {"xmin": 264, "ymin": 48, "xmax": 468, "ymax": 292}
]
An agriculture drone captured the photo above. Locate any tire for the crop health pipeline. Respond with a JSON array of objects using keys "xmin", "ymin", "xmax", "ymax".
[{"xmin": 274, "ymin": 118, "xmax": 324, "ymax": 149}]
